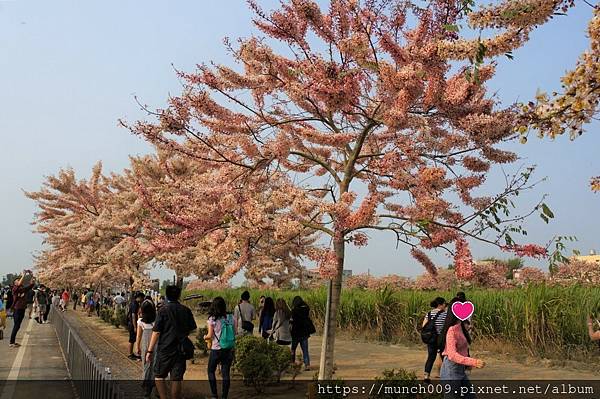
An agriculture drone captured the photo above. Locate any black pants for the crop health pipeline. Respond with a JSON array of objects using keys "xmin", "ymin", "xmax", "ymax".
[
  {"xmin": 10, "ymin": 308, "xmax": 25, "ymax": 344},
  {"xmin": 207, "ymin": 348, "xmax": 233, "ymax": 399},
  {"xmin": 424, "ymin": 342, "xmax": 441, "ymax": 374},
  {"xmin": 44, "ymin": 304, "xmax": 51, "ymax": 322}
]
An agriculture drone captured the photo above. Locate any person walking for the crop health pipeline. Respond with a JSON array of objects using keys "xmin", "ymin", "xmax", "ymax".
[
  {"xmin": 233, "ymin": 290, "xmax": 255, "ymax": 336},
  {"xmin": 422, "ymin": 297, "xmax": 447, "ymax": 381},
  {"xmin": 290, "ymin": 296, "xmax": 315, "ymax": 371},
  {"xmin": 9, "ymin": 271, "xmax": 35, "ymax": 347},
  {"xmin": 94, "ymin": 291, "xmax": 101, "ymax": 317},
  {"xmin": 146, "ymin": 285, "xmax": 197, "ymax": 399},
  {"xmin": 85, "ymin": 290, "xmax": 94, "ymax": 316},
  {"xmin": 61, "ymin": 289, "xmax": 70, "ymax": 312},
  {"xmin": 128, "ymin": 292, "xmax": 145, "ymax": 360},
  {"xmin": 35, "ymin": 285, "xmax": 49, "ymax": 324},
  {"xmin": 114, "ymin": 292, "xmax": 126, "ymax": 309},
  {"xmin": 438, "ymin": 304, "xmax": 485, "ymax": 398},
  {"xmin": 204, "ymin": 296, "xmax": 236, "ymax": 399},
  {"xmin": 136, "ymin": 299, "xmax": 157, "ymax": 399},
  {"xmin": 25, "ymin": 286, "xmax": 35, "ymax": 319},
  {"xmin": 259, "ymin": 297, "xmax": 275, "ymax": 340},
  {"xmin": 5, "ymin": 286, "xmax": 13, "ymax": 318},
  {"xmin": 72, "ymin": 292, "xmax": 79, "ymax": 310},
  {"xmin": 271, "ymin": 298, "xmax": 292, "ymax": 346},
  {"xmin": 81, "ymin": 290, "xmax": 87, "ymax": 310}
]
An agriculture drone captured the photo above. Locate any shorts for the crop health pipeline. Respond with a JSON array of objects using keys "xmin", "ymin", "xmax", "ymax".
[
  {"xmin": 129, "ymin": 325, "xmax": 137, "ymax": 343},
  {"xmin": 38, "ymin": 304, "xmax": 47, "ymax": 315},
  {"xmin": 153, "ymin": 353, "xmax": 186, "ymax": 381}
]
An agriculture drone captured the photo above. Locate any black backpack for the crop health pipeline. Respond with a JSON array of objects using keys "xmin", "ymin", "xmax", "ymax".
[{"xmin": 420, "ymin": 311, "xmax": 442, "ymax": 344}]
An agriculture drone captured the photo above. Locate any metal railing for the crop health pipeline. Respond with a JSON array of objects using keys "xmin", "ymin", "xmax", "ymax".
[{"xmin": 51, "ymin": 308, "xmax": 126, "ymax": 399}]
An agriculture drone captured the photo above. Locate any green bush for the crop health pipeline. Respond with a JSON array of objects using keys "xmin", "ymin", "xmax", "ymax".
[
  {"xmin": 371, "ymin": 369, "xmax": 442, "ymax": 399},
  {"xmin": 234, "ymin": 335, "xmax": 291, "ymax": 392},
  {"xmin": 112, "ymin": 307, "xmax": 127, "ymax": 328},
  {"xmin": 100, "ymin": 307, "xmax": 112, "ymax": 323}
]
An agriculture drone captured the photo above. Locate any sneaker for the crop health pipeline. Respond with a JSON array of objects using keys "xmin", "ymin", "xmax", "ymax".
[
  {"xmin": 9, "ymin": 343, "xmax": 21, "ymax": 348},
  {"xmin": 304, "ymin": 365, "xmax": 311, "ymax": 371}
]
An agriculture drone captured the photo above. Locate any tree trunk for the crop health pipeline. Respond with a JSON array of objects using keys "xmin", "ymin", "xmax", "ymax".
[{"xmin": 318, "ymin": 237, "xmax": 345, "ymax": 380}]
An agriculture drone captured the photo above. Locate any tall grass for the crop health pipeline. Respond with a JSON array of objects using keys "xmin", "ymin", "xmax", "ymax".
[{"xmin": 186, "ymin": 285, "xmax": 600, "ymax": 359}]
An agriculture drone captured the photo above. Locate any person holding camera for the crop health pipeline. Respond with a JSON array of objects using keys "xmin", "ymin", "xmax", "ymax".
[{"xmin": 9, "ymin": 270, "xmax": 35, "ymax": 347}]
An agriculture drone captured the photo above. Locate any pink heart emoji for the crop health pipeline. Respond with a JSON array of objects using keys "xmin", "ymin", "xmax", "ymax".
[{"xmin": 451, "ymin": 301, "xmax": 474, "ymax": 321}]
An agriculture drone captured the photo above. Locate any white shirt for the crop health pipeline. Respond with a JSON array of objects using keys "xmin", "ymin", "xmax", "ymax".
[{"xmin": 114, "ymin": 295, "xmax": 125, "ymax": 305}]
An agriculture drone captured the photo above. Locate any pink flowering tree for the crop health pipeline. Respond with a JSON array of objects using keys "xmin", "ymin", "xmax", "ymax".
[
  {"xmin": 413, "ymin": 268, "xmax": 459, "ymax": 291},
  {"xmin": 129, "ymin": 152, "xmax": 319, "ymax": 288},
  {"xmin": 26, "ymin": 163, "xmax": 153, "ymax": 289},
  {"xmin": 552, "ymin": 259, "xmax": 600, "ymax": 286},
  {"xmin": 516, "ymin": 266, "xmax": 547, "ymax": 285},
  {"xmin": 123, "ymin": 0, "xmax": 561, "ymax": 378}
]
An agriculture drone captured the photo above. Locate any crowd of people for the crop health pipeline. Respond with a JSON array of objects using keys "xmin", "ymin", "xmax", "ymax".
[
  {"xmin": 120, "ymin": 288, "xmax": 317, "ymax": 399},
  {"xmin": 5, "ymin": 272, "xmax": 600, "ymax": 399}
]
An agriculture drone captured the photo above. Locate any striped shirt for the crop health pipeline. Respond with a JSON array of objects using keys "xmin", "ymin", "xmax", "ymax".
[{"xmin": 427, "ymin": 309, "xmax": 447, "ymax": 334}]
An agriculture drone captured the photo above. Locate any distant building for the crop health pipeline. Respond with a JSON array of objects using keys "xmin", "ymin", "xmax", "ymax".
[{"xmin": 573, "ymin": 249, "xmax": 600, "ymax": 264}]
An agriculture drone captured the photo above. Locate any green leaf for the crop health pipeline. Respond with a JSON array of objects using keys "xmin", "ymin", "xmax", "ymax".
[
  {"xmin": 541, "ymin": 203, "xmax": 555, "ymax": 218},
  {"xmin": 443, "ymin": 24, "xmax": 459, "ymax": 32},
  {"xmin": 540, "ymin": 214, "xmax": 549, "ymax": 224}
]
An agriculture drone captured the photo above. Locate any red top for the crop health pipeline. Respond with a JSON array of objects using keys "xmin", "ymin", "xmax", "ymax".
[
  {"xmin": 62, "ymin": 291, "xmax": 70, "ymax": 302},
  {"xmin": 442, "ymin": 324, "xmax": 478, "ymax": 367},
  {"xmin": 12, "ymin": 285, "xmax": 32, "ymax": 310}
]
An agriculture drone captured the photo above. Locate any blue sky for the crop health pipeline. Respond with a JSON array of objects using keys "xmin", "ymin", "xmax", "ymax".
[{"xmin": 0, "ymin": 0, "xmax": 598, "ymax": 282}]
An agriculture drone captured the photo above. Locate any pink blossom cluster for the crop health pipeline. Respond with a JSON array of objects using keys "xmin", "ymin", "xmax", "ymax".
[{"xmin": 501, "ymin": 244, "xmax": 548, "ymax": 259}]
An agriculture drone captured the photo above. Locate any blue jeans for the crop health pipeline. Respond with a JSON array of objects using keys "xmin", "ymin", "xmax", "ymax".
[
  {"xmin": 10, "ymin": 308, "xmax": 25, "ymax": 344},
  {"xmin": 208, "ymin": 348, "xmax": 233, "ymax": 399},
  {"xmin": 291, "ymin": 337, "xmax": 310, "ymax": 366},
  {"xmin": 440, "ymin": 357, "xmax": 474, "ymax": 399}
]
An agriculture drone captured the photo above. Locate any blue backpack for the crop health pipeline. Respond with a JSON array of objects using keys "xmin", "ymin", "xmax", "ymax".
[{"xmin": 217, "ymin": 314, "xmax": 235, "ymax": 350}]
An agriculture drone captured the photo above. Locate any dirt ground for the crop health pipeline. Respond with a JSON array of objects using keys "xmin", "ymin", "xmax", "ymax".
[{"xmin": 69, "ymin": 309, "xmax": 600, "ymax": 398}]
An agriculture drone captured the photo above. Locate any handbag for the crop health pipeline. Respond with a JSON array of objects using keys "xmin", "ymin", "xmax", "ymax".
[
  {"xmin": 307, "ymin": 317, "xmax": 316, "ymax": 335},
  {"xmin": 165, "ymin": 305, "xmax": 195, "ymax": 360},
  {"xmin": 238, "ymin": 305, "xmax": 254, "ymax": 332}
]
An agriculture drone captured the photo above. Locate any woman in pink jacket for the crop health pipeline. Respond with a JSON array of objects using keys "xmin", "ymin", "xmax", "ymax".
[{"xmin": 438, "ymin": 298, "xmax": 485, "ymax": 398}]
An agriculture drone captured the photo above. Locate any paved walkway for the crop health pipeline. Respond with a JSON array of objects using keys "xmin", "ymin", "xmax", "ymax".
[{"xmin": 0, "ymin": 315, "xmax": 74, "ymax": 399}]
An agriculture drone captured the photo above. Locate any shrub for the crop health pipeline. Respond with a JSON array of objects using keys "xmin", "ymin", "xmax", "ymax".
[
  {"xmin": 371, "ymin": 368, "xmax": 442, "ymax": 399},
  {"xmin": 100, "ymin": 307, "xmax": 112, "ymax": 323},
  {"xmin": 234, "ymin": 335, "xmax": 291, "ymax": 392},
  {"xmin": 112, "ymin": 307, "xmax": 127, "ymax": 328}
]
